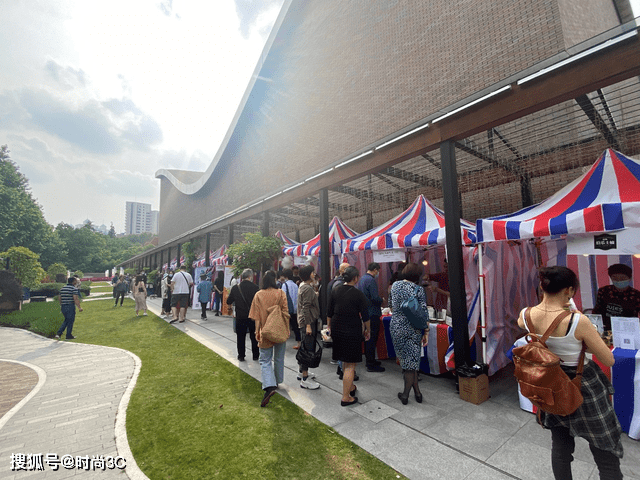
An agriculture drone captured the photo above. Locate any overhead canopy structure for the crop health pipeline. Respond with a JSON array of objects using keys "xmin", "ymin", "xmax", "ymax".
[
  {"xmin": 343, "ymin": 195, "xmax": 476, "ymax": 252},
  {"xmin": 209, "ymin": 245, "xmax": 228, "ymax": 266},
  {"xmin": 477, "ymin": 148, "xmax": 640, "ymax": 242},
  {"xmin": 283, "ymin": 216, "xmax": 358, "ymax": 257}
]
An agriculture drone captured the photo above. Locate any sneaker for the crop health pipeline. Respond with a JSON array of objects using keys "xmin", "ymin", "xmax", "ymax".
[
  {"xmin": 296, "ymin": 372, "xmax": 317, "ymax": 381},
  {"xmin": 169, "ymin": 319, "xmax": 178, "ymax": 324},
  {"xmin": 237, "ymin": 356, "xmax": 245, "ymax": 361},
  {"xmin": 329, "ymin": 359, "xmax": 339, "ymax": 365},
  {"xmin": 54, "ymin": 334, "xmax": 60, "ymax": 339},
  {"xmin": 261, "ymin": 387, "xmax": 276, "ymax": 407},
  {"xmin": 66, "ymin": 335, "xmax": 76, "ymax": 340},
  {"xmin": 300, "ymin": 377, "xmax": 320, "ymax": 390},
  {"xmin": 143, "ymin": 313, "xmax": 147, "ymax": 316},
  {"xmin": 367, "ymin": 365, "xmax": 386, "ymax": 373}
]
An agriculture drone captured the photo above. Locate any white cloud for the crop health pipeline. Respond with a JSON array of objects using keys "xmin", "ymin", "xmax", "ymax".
[{"xmin": 0, "ymin": 0, "xmax": 283, "ymax": 233}]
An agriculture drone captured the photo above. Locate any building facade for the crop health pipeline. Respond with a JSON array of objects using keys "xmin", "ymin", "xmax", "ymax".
[{"xmin": 125, "ymin": 202, "xmax": 159, "ymax": 235}]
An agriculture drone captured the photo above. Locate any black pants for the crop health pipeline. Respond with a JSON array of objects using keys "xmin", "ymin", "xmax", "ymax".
[
  {"xmin": 201, "ymin": 304, "xmax": 208, "ymax": 318},
  {"xmin": 236, "ymin": 317, "xmax": 259, "ymax": 360},
  {"xmin": 364, "ymin": 315, "xmax": 381, "ymax": 366},
  {"xmin": 551, "ymin": 426, "xmax": 622, "ymax": 480},
  {"xmin": 290, "ymin": 313, "xmax": 301, "ymax": 342},
  {"xmin": 114, "ymin": 291, "xmax": 125, "ymax": 306}
]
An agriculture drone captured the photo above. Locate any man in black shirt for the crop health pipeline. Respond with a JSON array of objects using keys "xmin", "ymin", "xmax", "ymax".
[{"xmin": 226, "ymin": 268, "xmax": 260, "ymax": 361}]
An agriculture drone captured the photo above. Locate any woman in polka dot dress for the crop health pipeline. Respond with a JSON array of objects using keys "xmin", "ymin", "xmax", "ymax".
[{"xmin": 390, "ymin": 263, "xmax": 429, "ymax": 405}]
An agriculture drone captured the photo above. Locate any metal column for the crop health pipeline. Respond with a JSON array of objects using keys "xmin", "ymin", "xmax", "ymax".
[
  {"xmin": 440, "ymin": 141, "xmax": 471, "ymax": 369},
  {"xmin": 205, "ymin": 233, "xmax": 211, "ymax": 267},
  {"xmin": 319, "ymin": 188, "xmax": 330, "ymax": 323},
  {"xmin": 176, "ymin": 244, "xmax": 181, "ymax": 268}
]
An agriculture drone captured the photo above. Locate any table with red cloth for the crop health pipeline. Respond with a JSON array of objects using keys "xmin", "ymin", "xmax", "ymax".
[{"xmin": 376, "ymin": 316, "xmax": 453, "ymax": 375}]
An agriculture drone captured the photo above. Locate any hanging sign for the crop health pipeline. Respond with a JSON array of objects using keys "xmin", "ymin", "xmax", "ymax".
[
  {"xmin": 373, "ymin": 248, "xmax": 406, "ymax": 263},
  {"xmin": 567, "ymin": 229, "xmax": 640, "ymax": 255}
]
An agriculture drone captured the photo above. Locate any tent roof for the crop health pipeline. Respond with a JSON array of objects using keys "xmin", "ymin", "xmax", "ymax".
[
  {"xmin": 209, "ymin": 244, "xmax": 227, "ymax": 261},
  {"xmin": 283, "ymin": 217, "xmax": 358, "ymax": 257},
  {"xmin": 342, "ymin": 195, "xmax": 476, "ymax": 252},
  {"xmin": 476, "ymin": 148, "xmax": 640, "ymax": 242},
  {"xmin": 275, "ymin": 231, "xmax": 297, "ymax": 246}
]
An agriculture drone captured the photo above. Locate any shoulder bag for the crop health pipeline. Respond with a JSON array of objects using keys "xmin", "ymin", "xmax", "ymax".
[
  {"xmin": 261, "ymin": 304, "xmax": 290, "ymax": 344},
  {"xmin": 400, "ymin": 283, "xmax": 429, "ymax": 330}
]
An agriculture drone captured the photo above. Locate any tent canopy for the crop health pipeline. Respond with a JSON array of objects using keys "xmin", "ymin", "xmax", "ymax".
[
  {"xmin": 342, "ymin": 194, "xmax": 476, "ymax": 252},
  {"xmin": 282, "ymin": 216, "xmax": 358, "ymax": 257},
  {"xmin": 275, "ymin": 231, "xmax": 297, "ymax": 246},
  {"xmin": 209, "ymin": 244, "xmax": 228, "ymax": 266},
  {"xmin": 477, "ymin": 149, "xmax": 640, "ymax": 243}
]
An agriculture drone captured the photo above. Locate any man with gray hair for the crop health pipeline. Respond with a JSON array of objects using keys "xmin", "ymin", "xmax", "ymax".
[{"xmin": 226, "ymin": 268, "xmax": 260, "ymax": 361}]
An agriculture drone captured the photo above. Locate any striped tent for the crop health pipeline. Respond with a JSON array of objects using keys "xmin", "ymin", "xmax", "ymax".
[
  {"xmin": 193, "ymin": 251, "xmax": 206, "ymax": 268},
  {"xmin": 282, "ymin": 216, "xmax": 358, "ymax": 257},
  {"xmin": 209, "ymin": 245, "xmax": 228, "ymax": 266},
  {"xmin": 476, "ymin": 148, "xmax": 640, "ymax": 243},
  {"xmin": 342, "ymin": 194, "xmax": 476, "ymax": 252},
  {"xmin": 275, "ymin": 231, "xmax": 297, "ymax": 246}
]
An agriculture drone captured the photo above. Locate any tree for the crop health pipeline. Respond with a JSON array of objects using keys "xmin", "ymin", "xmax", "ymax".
[
  {"xmin": 181, "ymin": 241, "xmax": 197, "ymax": 273},
  {"xmin": 47, "ymin": 263, "xmax": 68, "ymax": 282},
  {"xmin": 0, "ymin": 246, "xmax": 46, "ymax": 289},
  {"xmin": 0, "ymin": 145, "xmax": 67, "ymax": 267},
  {"xmin": 227, "ymin": 233, "xmax": 283, "ymax": 278},
  {"xmin": 108, "ymin": 223, "xmax": 116, "ymax": 238}
]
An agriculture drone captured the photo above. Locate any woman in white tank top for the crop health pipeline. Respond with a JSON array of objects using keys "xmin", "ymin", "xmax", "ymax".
[{"xmin": 517, "ymin": 266, "xmax": 622, "ymax": 480}]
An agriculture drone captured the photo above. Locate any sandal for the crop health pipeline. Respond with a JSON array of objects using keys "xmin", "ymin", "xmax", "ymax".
[{"xmin": 340, "ymin": 396, "xmax": 358, "ymax": 407}]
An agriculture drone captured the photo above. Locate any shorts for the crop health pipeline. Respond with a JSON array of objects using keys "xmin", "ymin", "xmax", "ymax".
[{"xmin": 171, "ymin": 293, "xmax": 190, "ymax": 309}]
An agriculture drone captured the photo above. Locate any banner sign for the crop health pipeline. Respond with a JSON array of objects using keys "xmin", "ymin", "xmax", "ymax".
[
  {"xmin": 567, "ymin": 229, "xmax": 640, "ymax": 256},
  {"xmin": 373, "ymin": 248, "xmax": 406, "ymax": 263}
]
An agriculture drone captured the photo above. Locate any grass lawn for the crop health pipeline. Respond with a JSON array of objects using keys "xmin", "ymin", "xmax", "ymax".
[
  {"xmin": 90, "ymin": 285, "xmax": 115, "ymax": 293},
  {"xmin": 1, "ymin": 300, "xmax": 405, "ymax": 480}
]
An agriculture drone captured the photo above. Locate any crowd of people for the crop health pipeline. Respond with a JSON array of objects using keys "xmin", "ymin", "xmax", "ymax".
[{"xmin": 89, "ymin": 257, "xmax": 637, "ymax": 479}]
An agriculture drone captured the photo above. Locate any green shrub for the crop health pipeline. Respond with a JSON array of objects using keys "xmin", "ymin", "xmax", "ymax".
[
  {"xmin": 0, "ymin": 301, "xmax": 61, "ymax": 337},
  {"xmin": 0, "ymin": 246, "xmax": 46, "ymax": 289}
]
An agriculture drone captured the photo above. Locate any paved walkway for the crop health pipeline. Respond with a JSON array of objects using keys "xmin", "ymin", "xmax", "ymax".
[{"xmin": 1, "ymin": 295, "xmax": 638, "ymax": 479}]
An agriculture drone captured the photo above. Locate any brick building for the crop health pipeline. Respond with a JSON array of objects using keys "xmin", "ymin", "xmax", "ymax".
[{"xmin": 153, "ymin": 0, "xmax": 638, "ymax": 254}]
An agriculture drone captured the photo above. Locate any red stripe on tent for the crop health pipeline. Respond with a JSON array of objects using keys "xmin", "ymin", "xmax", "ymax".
[
  {"xmin": 582, "ymin": 205, "xmax": 605, "ymax": 232},
  {"xmin": 595, "ymin": 255, "xmax": 611, "ymax": 290},
  {"xmin": 437, "ymin": 325, "xmax": 450, "ymax": 373},
  {"xmin": 611, "ymin": 152, "xmax": 640, "ymax": 203},
  {"xmin": 532, "ymin": 156, "xmax": 602, "ymax": 235},
  {"xmin": 492, "ymin": 220, "xmax": 508, "ymax": 241}
]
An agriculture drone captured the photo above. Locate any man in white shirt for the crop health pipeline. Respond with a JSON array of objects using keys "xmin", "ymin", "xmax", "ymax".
[{"xmin": 170, "ymin": 265, "xmax": 194, "ymax": 324}]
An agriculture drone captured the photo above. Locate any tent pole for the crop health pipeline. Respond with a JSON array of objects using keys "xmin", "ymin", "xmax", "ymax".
[{"xmin": 478, "ymin": 243, "xmax": 487, "ymax": 363}]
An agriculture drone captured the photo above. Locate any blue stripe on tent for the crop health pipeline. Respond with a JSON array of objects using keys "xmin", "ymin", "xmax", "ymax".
[
  {"xmin": 485, "ymin": 202, "xmax": 540, "ymax": 221},
  {"xmin": 428, "ymin": 229, "xmax": 440, "ymax": 244},
  {"xmin": 506, "ymin": 221, "xmax": 521, "ymax": 239},
  {"xmin": 602, "ymin": 203, "xmax": 625, "ymax": 231},
  {"xmin": 549, "ymin": 216, "xmax": 569, "ymax": 236},
  {"xmin": 617, "ymin": 150, "xmax": 640, "ymax": 180},
  {"xmin": 565, "ymin": 155, "xmax": 606, "ymax": 213},
  {"xmin": 612, "ymin": 348, "xmax": 636, "ymax": 434}
]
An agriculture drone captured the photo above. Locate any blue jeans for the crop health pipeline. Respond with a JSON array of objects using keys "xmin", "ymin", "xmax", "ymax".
[
  {"xmin": 213, "ymin": 293, "xmax": 222, "ymax": 312},
  {"xmin": 259, "ymin": 342, "xmax": 286, "ymax": 390},
  {"xmin": 57, "ymin": 304, "xmax": 76, "ymax": 338}
]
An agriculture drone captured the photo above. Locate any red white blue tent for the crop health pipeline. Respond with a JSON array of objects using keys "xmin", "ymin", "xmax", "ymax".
[
  {"xmin": 476, "ymin": 148, "xmax": 640, "ymax": 242},
  {"xmin": 342, "ymin": 194, "xmax": 477, "ymax": 252},
  {"xmin": 275, "ymin": 231, "xmax": 297, "ymax": 246},
  {"xmin": 282, "ymin": 216, "xmax": 358, "ymax": 257},
  {"xmin": 209, "ymin": 245, "xmax": 228, "ymax": 266},
  {"xmin": 193, "ymin": 251, "xmax": 206, "ymax": 267}
]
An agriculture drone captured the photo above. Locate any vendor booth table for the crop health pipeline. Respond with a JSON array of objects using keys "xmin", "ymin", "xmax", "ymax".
[
  {"xmin": 376, "ymin": 316, "xmax": 453, "ymax": 375},
  {"xmin": 594, "ymin": 348, "xmax": 640, "ymax": 440}
]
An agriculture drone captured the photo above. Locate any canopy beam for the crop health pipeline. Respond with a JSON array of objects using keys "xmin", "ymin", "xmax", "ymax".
[{"xmin": 575, "ymin": 94, "xmax": 621, "ymax": 151}]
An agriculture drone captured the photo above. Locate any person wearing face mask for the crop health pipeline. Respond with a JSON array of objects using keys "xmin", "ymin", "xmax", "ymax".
[
  {"xmin": 357, "ymin": 262, "xmax": 386, "ymax": 372},
  {"xmin": 593, "ymin": 263, "xmax": 640, "ymax": 331}
]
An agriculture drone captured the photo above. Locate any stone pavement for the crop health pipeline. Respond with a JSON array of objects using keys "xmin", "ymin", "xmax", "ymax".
[
  {"xmin": 1, "ymin": 295, "xmax": 638, "ymax": 479},
  {"xmin": 0, "ymin": 328, "xmax": 146, "ymax": 479}
]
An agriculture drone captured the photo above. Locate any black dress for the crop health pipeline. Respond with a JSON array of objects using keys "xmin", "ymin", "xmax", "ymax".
[{"xmin": 328, "ymin": 284, "xmax": 369, "ymax": 363}]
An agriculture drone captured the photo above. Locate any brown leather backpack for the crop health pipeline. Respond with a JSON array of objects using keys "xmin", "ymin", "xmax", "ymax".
[{"xmin": 512, "ymin": 309, "xmax": 586, "ymax": 417}]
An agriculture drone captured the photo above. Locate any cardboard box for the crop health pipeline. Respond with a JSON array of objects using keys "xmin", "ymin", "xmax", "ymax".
[{"xmin": 459, "ymin": 374, "xmax": 489, "ymax": 405}]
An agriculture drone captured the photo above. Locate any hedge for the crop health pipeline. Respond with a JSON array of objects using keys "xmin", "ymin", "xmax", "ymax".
[{"xmin": 30, "ymin": 283, "xmax": 91, "ymax": 298}]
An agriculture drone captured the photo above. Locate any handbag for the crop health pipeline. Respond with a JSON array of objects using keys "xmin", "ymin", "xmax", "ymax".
[
  {"xmin": 400, "ymin": 283, "xmax": 429, "ymax": 330},
  {"xmin": 296, "ymin": 335, "xmax": 323, "ymax": 369},
  {"xmin": 261, "ymin": 305, "xmax": 290, "ymax": 343}
]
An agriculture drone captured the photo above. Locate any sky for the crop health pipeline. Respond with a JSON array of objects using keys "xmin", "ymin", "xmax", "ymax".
[
  {"xmin": 0, "ymin": 0, "xmax": 285, "ymax": 233},
  {"xmin": 1, "ymin": 1, "xmax": 638, "ymax": 234}
]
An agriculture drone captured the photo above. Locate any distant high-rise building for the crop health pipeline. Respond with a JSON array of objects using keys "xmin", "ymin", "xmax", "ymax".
[{"xmin": 125, "ymin": 202, "xmax": 159, "ymax": 235}]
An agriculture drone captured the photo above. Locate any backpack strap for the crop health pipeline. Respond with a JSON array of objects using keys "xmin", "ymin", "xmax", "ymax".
[{"xmin": 540, "ymin": 310, "xmax": 571, "ymax": 343}]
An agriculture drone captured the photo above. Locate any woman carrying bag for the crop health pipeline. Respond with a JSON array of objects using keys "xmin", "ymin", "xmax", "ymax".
[
  {"xmin": 134, "ymin": 275, "xmax": 148, "ymax": 316},
  {"xmin": 249, "ymin": 271, "xmax": 290, "ymax": 407},
  {"xmin": 518, "ymin": 266, "xmax": 622, "ymax": 480},
  {"xmin": 327, "ymin": 266, "xmax": 370, "ymax": 406},
  {"xmin": 296, "ymin": 265, "xmax": 322, "ymax": 390},
  {"xmin": 389, "ymin": 263, "xmax": 429, "ymax": 405}
]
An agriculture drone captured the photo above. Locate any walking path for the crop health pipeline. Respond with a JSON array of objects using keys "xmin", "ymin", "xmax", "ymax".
[{"xmin": 1, "ymin": 294, "xmax": 638, "ymax": 479}]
